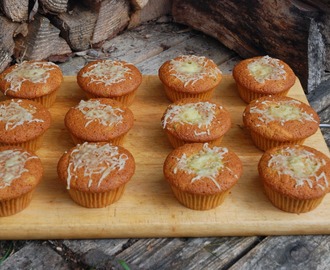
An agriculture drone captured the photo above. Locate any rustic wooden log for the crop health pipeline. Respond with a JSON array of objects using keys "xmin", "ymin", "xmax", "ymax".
[
  {"xmin": 13, "ymin": 14, "xmax": 71, "ymax": 61},
  {"xmin": 172, "ymin": 0, "xmax": 328, "ymax": 93},
  {"xmin": 128, "ymin": 0, "xmax": 171, "ymax": 29},
  {"xmin": 82, "ymin": 0, "xmax": 130, "ymax": 46},
  {"xmin": 131, "ymin": 0, "xmax": 149, "ymax": 9},
  {"xmin": 0, "ymin": 15, "xmax": 28, "ymax": 72},
  {"xmin": 0, "ymin": 0, "xmax": 29, "ymax": 22},
  {"xmin": 47, "ymin": 4, "xmax": 97, "ymax": 51},
  {"xmin": 39, "ymin": 0, "xmax": 68, "ymax": 14}
]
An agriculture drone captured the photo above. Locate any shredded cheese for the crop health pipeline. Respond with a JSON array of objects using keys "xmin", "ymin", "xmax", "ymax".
[
  {"xmin": 249, "ymin": 99, "xmax": 317, "ymax": 125},
  {"xmin": 174, "ymin": 143, "xmax": 232, "ymax": 190},
  {"xmin": 4, "ymin": 61, "xmax": 56, "ymax": 94},
  {"xmin": 81, "ymin": 60, "xmax": 132, "ymax": 86},
  {"xmin": 169, "ymin": 55, "xmax": 221, "ymax": 87},
  {"xmin": 66, "ymin": 143, "xmax": 128, "ymax": 189},
  {"xmin": 247, "ymin": 55, "xmax": 286, "ymax": 83},
  {"xmin": 0, "ymin": 100, "xmax": 44, "ymax": 130},
  {"xmin": 0, "ymin": 149, "xmax": 38, "ymax": 189},
  {"xmin": 268, "ymin": 147, "xmax": 328, "ymax": 190},
  {"xmin": 76, "ymin": 100, "xmax": 124, "ymax": 127}
]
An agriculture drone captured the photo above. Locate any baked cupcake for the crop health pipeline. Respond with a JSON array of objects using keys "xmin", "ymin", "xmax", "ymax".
[
  {"xmin": 158, "ymin": 55, "xmax": 222, "ymax": 102},
  {"xmin": 233, "ymin": 55, "xmax": 296, "ymax": 103},
  {"xmin": 0, "ymin": 60, "xmax": 63, "ymax": 108},
  {"xmin": 57, "ymin": 142, "xmax": 135, "ymax": 208},
  {"xmin": 0, "ymin": 99, "xmax": 51, "ymax": 151},
  {"xmin": 163, "ymin": 143, "xmax": 242, "ymax": 210},
  {"xmin": 64, "ymin": 98, "xmax": 134, "ymax": 145},
  {"xmin": 161, "ymin": 98, "xmax": 231, "ymax": 148},
  {"xmin": 243, "ymin": 96, "xmax": 319, "ymax": 151},
  {"xmin": 258, "ymin": 145, "xmax": 330, "ymax": 213},
  {"xmin": 77, "ymin": 60, "xmax": 142, "ymax": 106},
  {"xmin": 0, "ymin": 146, "xmax": 43, "ymax": 217}
]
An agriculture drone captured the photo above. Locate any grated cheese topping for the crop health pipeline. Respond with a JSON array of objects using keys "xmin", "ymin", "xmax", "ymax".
[
  {"xmin": 174, "ymin": 143, "xmax": 234, "ymax": 190},
  {"xmin": 169, "ymin": 55, "xmax": 221, "ymax": 87},
  {"xmin": 66, "ymin": 143, "xmax": 128, "ymax": 189},
  {"xmin": 76, "ymin": 100, "xmax": 124, "ymax": 127},
  {"xmin": 4, "ymin": 61, "xmax": 57, "ymax": 94},
  {"xmin": 268, "ymin": 147, "xmax": 328, "ymax": 190},
  {"xmin": 81, "ymin": 60, "xmax": 132, "ymax": 86},
  {"xmin": 249, "ymin": 99, "xmax": 317, "ymax": 126},
  {"xmin": 0, "ymin": 100, "xmax": 44, "ymax": 130},
  {"xmin": 247, "ymin": 55, "xmax": 286, "ymax": 83},
  {"xmin": 162, "ymin": 101, "xmax": 219, "ymax": 136},
  {"xmin": 0, "ymin": 149, "xmax": 38, "ymax": 189}
]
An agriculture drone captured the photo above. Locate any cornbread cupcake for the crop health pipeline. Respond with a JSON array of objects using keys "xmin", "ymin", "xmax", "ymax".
[
  {"xmin": 243, "ymin": 96, "xmax": 319, "ymax": 151},
  {"xmin": 158, "ymin": 55, "xmax": 222, "ymax": 101},
  {"xmin": 233, "ymin": 55, "xmax": 296, "ymax": 103},
  {"xmin": 77, "ymin": 60, "xmax": 142, "ymax": 106},
  {"xmin": 0, "ymin": 146, "xmax": 43, "ymax": 217},
  {"xmin": 163, "ymin": 143, "xmax": 242, "ymax": 210},
  {"xmin": 64, "ymin": 98, "xmax": 134, "ymax": 145},
  {"xmin": 161, "ymin": 98, "xmax": 231, "ymax": 148},
  {"xmin": 258, "ymin": 145, "xmax": 330, "ymax": 213},
  {"xmin": 0, "ymin": 60, "xmax": 63, "ymax": 108},
  {"xmin": 0, "ymin": 99, "xmax": 51, "ymax": 151},
  {"xmin": 57, "ymin": 142, "xmax": 135, "ymax": 208}
]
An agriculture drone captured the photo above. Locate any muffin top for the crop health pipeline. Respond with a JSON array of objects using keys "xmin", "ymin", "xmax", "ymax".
[
  {"xmin": 77, "ymin": 60, "xmax": 142, "ymax": 97},
  {"xmin": 65, "ymin": 98, "xmax": 134, "ymax": 142},
  {"xmin": 233, "ymin": 55, "xmax": 296, "ymax": 94},
  {"xmin": 0, "ymin": 99, "xmax": 51, "ymax": 144},
  {"xmin": 243, "ymin": 96, "xmax": 319, "ymax": 141},
  {"xmin": 163, "ymin": 143, "xmax": 242, "ymax": 195},
  {"xmin": 0, "ymin": 60, "xmax": 63, "ymax": 98},
  {"xmin": 162, "ymin": 98, "xmax": 231, "ymax": 142},
  {"xmin": 258, "ymin": 145, "xmax": 330, "ymax": 199},
  {"xmin": 158, "ymin": 55, "xmax": 222, "ymax": 93},
  {"xmin": 0, "ymin": 146, "xmax": 43, "ymax": 201},
  {"xmin": 57, "ymin": 142, "xmax": 135, "ymax": 193}
]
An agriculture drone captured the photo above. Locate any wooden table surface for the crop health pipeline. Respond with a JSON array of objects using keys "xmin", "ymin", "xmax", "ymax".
[{"xmin": 1, "ymin": 21, "xmax": 330, "ymax": 270}]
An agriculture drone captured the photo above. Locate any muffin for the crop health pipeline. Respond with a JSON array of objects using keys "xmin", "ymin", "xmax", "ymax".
[
  {"xmin": 77, "ymin": 60, "xmax": 142, "ymax": 106},
  {"xmin": 163, "ymin": 143, "xmax": 242, "ymax": 210},
  {"xmin": 64, "ymin": 98, "xmax": 134, "ymax": 145},
  {"xmin": 0, "ymin": 60, "xmax": 63, "ymax": 108},
  {"xmin": 233, "ymin": 55, "xmax": 296, "ymax": 103},
  {"xmin": 243, "ymin": 96, "xmax": 319, "ymax": 151},
  {"xmin": 0, "ymin": 146, "xmax": 43, "ymax": 217},
  {"xmin": 0, "ymin": 99, "xmax": 52, "ymax": 151},
  {"xmin": 57, "ymin": 142, "xmax": 135, "ymax": 208},
  {"xmin": 158, "ymin": 55, "xmax": 222, "ymax": 102},
  {"xmin": 161, "ymin": 98, "xmax": 231, "ymax": 148},
  {"xmin": 258, "ymin": 145, "xmax": 330, "ymax": 213}
]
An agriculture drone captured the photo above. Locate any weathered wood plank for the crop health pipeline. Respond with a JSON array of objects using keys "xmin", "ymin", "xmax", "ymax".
[
  {"xmin": 172, "ymin": 0, "xmax": 328, "ymax": 94},
  {"xmin": 39, "ymin": 0, "xmax": 68, "ymax": 14},
  {"xmin": 0, "ymin": 0, "xmax": 29, "ymax": 22},
  {"xmin": 83, "ymin": 0, "xmax": 130, "ymax": 45},
  {"xmin": 14, "ymin": 14, "xmax": 71, "ymax": 61},
  {"xmin": 230, "ymin": 235, "xmax": 330, "ymax": 270}
]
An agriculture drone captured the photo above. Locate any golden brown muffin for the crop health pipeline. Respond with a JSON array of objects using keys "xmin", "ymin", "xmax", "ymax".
[
  {"xmin": 64, "ymin": 98, "xmax": 134, "ymax": 145},
  {"xmin": 258, "ymin": 145, "xmax": 330, "ymax": 213},
  {"xmin": 161, "ymin": 98, "xmax": 231, "ymax": 148},
  {"xmin": 0, "ymin": 99, "xmax": 51, "ymax": 151},
  {"xmin": 77, "ymin": 60, "xmax": 142, "ymax": 106},
  {"xmin": 57, "ymin": 142, "xmax": 135, "ymax": 208},
  {"xmin": 0, "ymin": 146, "xmax": 43, "ymax": 216},
  {"xmin": 243, "ymin": 96, "xmax": 319, "ymax": 151},
  {"xmin": 158, "ymin": 55, "xmax": 222, "ymax": 102},
  {"xmin": 0, "ymin": 60, "xmax": 63, "ymax": 108},
  {"xmin": 163, "ymin": 143, "xmax": 242, "ymax": 210},
  {"xmin": 233, "ymin": 55, "xmax": 296, "ymax": 103}
]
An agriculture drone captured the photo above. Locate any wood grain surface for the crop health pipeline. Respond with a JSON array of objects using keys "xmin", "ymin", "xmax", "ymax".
[{"xmin": 1, "ymin": 75, "xmax": 329, "ymax": 240}]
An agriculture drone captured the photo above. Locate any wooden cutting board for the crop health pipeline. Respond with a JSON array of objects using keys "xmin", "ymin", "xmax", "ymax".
[{"xmin": 1, "ymin": 75, "xmax": 329, "ymax": 240}]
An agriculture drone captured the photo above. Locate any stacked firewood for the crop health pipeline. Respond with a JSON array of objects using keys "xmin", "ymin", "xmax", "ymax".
[{"xmin": 0, "ymin": 0, "xmax": 171, "ymax": 72}]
